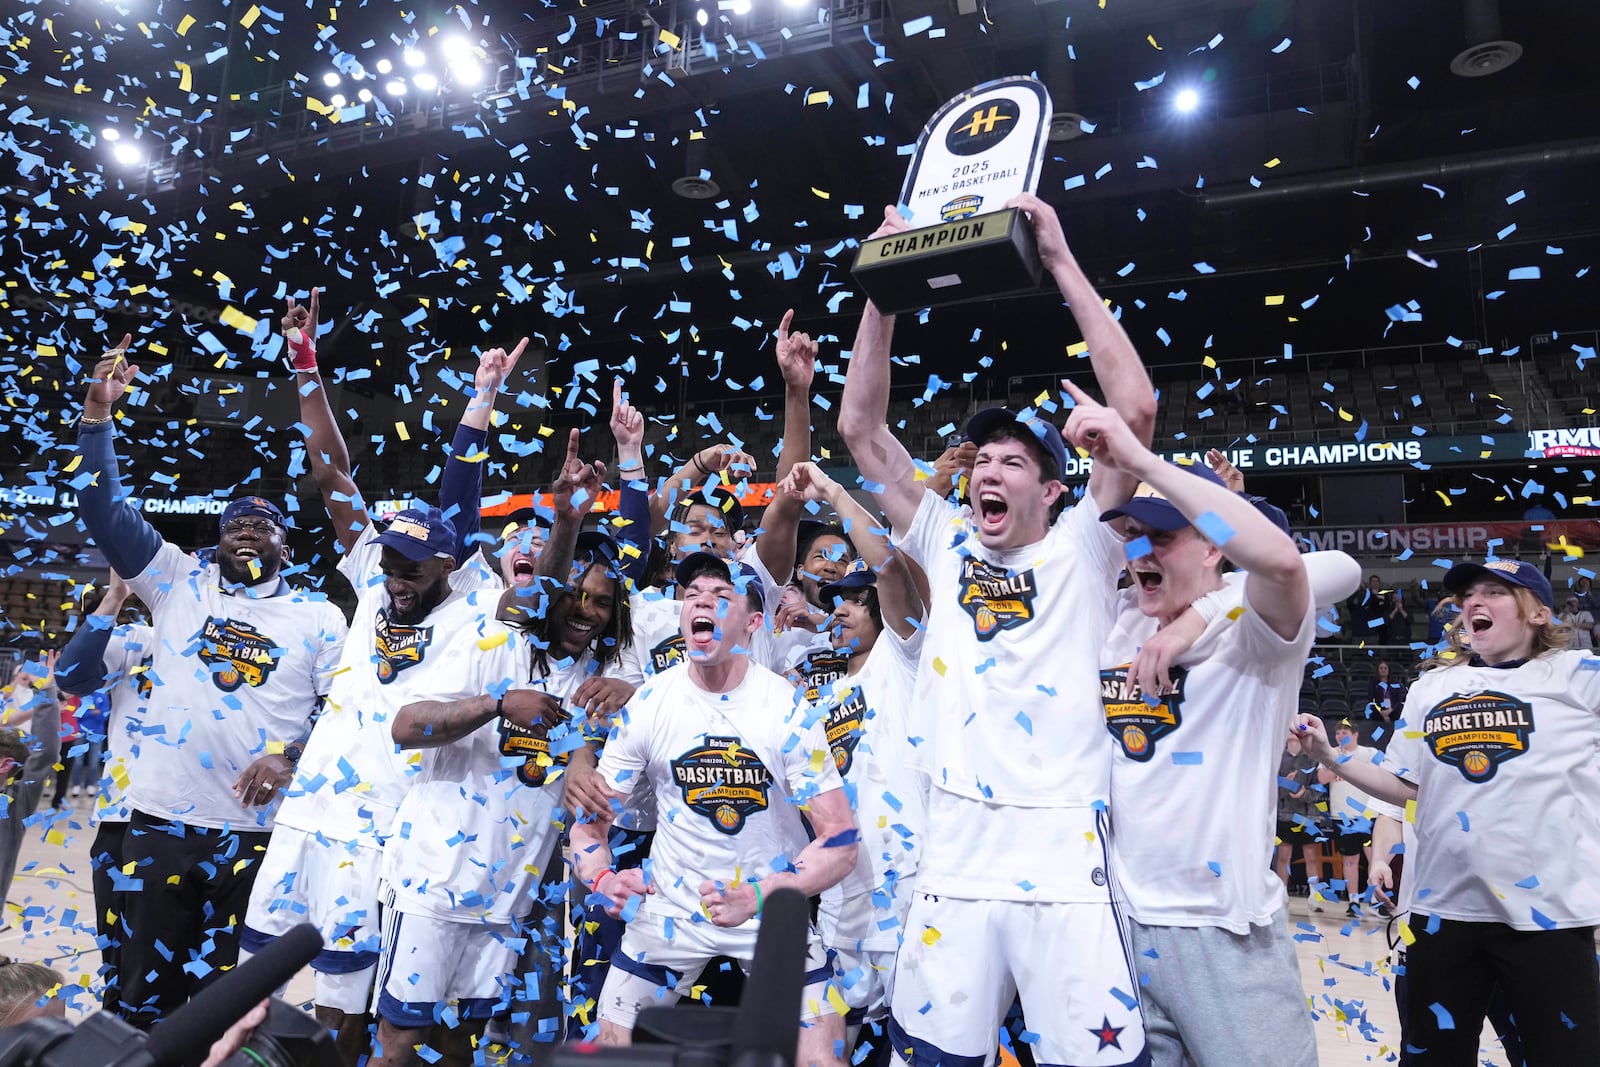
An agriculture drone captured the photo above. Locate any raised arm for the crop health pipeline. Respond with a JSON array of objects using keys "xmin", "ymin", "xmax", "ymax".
[
  {"xmin": 1064, "ymin": 382, "xmax": 1309, "ymax": 640},
  {"xmin": 837, "ymin": 214, "xmax": 925, "ymax": 534},
  {"xmin": 440, "ymin": 339, "xmax": 529, "ymax": 559},
  {"xmin": 1008, "ymin": 192, "xmax": 1156, "ymax": 508},
  {"xmin": 777, "ymin": 462, "xmax": 924, "ymax": 639},
  {"xmin": 755, "ymin": 310, "xmax": 819, "ymax": 584},
  {"xmin": 609, "ymin": 379, "xmax": 652, "ymax": 586},
  {"xmin": 76, "ymin": 335, "xmax": 163, "ymax": 579},
  {"xmin": 540, "ymin": 428, "xmax": 606, "ymax": 586},
  {"xmin": 284, "ymin": 290, "xmax": 367, "ymax": 552},
  {"xmin": 55, "ymin": 573, "xmax": 131, "ymax": 696},
  {"xmin": 647, "ymin": 442, "xmax": 756, "ymax": 540}
]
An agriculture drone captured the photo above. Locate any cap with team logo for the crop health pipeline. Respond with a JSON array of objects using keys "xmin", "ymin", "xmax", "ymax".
[
  {"xmin": 675, "ymin": 550, "xmax": 764, "ymax": 611},
  {"xmin": 376, "ymin": 506, "xmax": 458, "ymax": 562},
  {"xmin": 219, "ymin": 496, "xmax": 286, "ymax": 532},
  {"xmin": 964, "ymin": 407, "xmax": 1069, "ymax": 482},
  {"xmin": 1443, "ymin": 558, "xmax": 1554, "ymax": 609},
  {"xmin": 819, "ymin": 559, "xmax": 877, "ymax": 604}
]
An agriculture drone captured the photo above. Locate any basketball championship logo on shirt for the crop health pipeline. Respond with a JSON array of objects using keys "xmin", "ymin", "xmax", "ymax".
[
  {"xmin": 650, "ymin": 634, "xmax": 685, "ymax": 675},
  {"xmin": 497, "ymin": 713, "xmax": 569, "ymax": 787},
  {"xmin": 957, "ymin": 558, "xmax": 1038, "ymax": 640},
  {"xmin": 197, "ymin": 617, "xmax": 281, "ymax": 692},
  {"xmin": 670, "ymin": 735, "xmax": 773, "ymax": 834},
  {"xmin": 1421, "ymin": 690, "xmax": 1535, "ymax": 783},
  {"xmin": 799, "ymin": 650, "xmax": 851, "ymax": 703},
  {"xmin": 373, "ymin": 609, "xmax": 434, "ymax": 684},
  {"xmin": 1100, "ymin": 664, "xmax": 1187, "ymax": 762},
  {"xmin": 823, "ymin": 685, "xmax": 868, "ymax": 775}
]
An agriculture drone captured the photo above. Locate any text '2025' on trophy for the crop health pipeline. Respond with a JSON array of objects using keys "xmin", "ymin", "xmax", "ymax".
[{"xmin": 851, "ymin": 76, "xmax": 1053, "ymax": 315}]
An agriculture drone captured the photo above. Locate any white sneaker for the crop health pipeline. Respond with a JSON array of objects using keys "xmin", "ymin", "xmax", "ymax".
[{"xmin": 70, "ymin": 786, "xmax": 82, "ymax": 797}]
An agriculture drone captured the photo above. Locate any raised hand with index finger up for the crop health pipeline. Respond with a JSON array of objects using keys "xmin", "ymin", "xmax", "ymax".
[{"xmin": 84, "ymin": 333, "xmax": 137, "ymax": 422}]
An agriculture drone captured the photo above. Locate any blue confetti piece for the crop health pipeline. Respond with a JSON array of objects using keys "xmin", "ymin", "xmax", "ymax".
[
  {"xmin": 1531, "ymin": 908, "xmax": 1556, "ymax": 930},
  {"xmin": 1271, "ymin": 37, "xmax": 1292, "ymax": 53},
  {"xmin": 1124, "ymin": 536, "xmax": 1153, "ymax": 560},
  {"xmin": 1456, "ymin": 811, "xmax": 1470, "ymax": 832},
  {"xmin": 1508, "ymin": 265, "xmax": 1541, "ymax": 281},
  {"xmin": 1171, "ymin": 751, "xmax": 1203, "ymax": 765},
  {"xmin": 1429, "ymin": 1003, "xmax": 1454, "ymax": 1030},
  {"xmin": 1014, "ymin": 711, "xmax": 1033, "ymax": 735},
  {"xmin": 1109, "ymin": 986, "xmax": 1139, "ymax": 1011},
  {"xmin": 1193, "ymin": 511, "xmax": 1235, "ymax": 546},
  {"xmin": 1514, "ymin": 875, "xmax": 1540, "ymax": 890},
  {"xmin": 1207, "ymin": 861, "xmax": 1222, "ymax": 877}
]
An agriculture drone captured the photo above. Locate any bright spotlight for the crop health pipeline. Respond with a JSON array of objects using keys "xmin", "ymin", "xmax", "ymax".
[
  {"xmin": 386, "ymin": 79, "xmax": 407, "ymax": 96},
  {"xmin": 696, "ymin": 7, "xmax": 708, "ymax": 25},
  {"xmin": 358, "ymin": 88, "xmax": 373, "ymax": 103},
  {"xmin": 442, "ymin": 36, "xmax": 473, "ymax": 61},
  {"xmin": 322, "ymin": 72, "xmax": 340, "ymax": 87},
  {"xmin": 731, "ymin": 0, "xmax": 751, "ymax": 11},
  {"xmin": 376, "ymin": 58, "xmax": 393, "ymax": 74},
  {"xmin": 330, "ymin": 93, "xmax": 346, "ymax": 107},
  {"xmin": 404, "ymin": 49, "xmax": 425, "ymax": 68},
  {"xmin": 101, "ymin": 127, "xmax": 121, "ymax": 141},
  {"xmin": 781, "ymin": 0, "xmax": 808, "ymax": 6},
  {"xmin": 112, "ymin": 143, "xmax": 142, "ymax": 166},
  {"xmin": 1174, "ymin": 88, "xmax": 1200, "ymax": 113},
  {"xmin": 452, "ymin": 60, "xmax": 482, "ymax": 86},
  {"xmin": 413, "ymin": 72, "xmax": 439, "ymax": 91}
]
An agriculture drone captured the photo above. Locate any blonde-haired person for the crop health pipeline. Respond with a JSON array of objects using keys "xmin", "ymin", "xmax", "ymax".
[
  {"xmin": 1294, "ymin": 558, "xmax": 1598, "ymax": 1065},
  {"xmin": 0, "ymin": 956, "xmax": 65, "ymax": 1026}
]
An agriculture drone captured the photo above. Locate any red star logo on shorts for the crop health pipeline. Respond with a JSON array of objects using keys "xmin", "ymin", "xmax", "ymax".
[{"xmin": 1088, "ymin": 1016, "xmax": 1125, "ymax": 1051}]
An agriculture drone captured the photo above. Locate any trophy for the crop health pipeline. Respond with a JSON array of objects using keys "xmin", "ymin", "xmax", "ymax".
[{"xmin": 852, "ymin": 76, "xmax": 1053, "ymax": 314}]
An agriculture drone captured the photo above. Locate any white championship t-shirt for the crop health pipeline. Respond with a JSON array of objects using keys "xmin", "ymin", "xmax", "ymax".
[
  {"xmin": 122, "ymin": 541, "xmax": 348, "ymax": 831},
  {"xmin": 742, "ymin": 548, "xmax": 835, "ymax": 674},
  {"xmin": 893, "ymin": 488, "xmax": 1123, "ymax": 902},
  {"xmin": 1384, "ymin": 651, "xmax": 1600, "ymax": 930},
  {"xmin": 815, "ymin": 628, "xmax": 928, "ymax": 953},
  {"xmin": 94, "ymin": 623, "xmax": 155, "ymax": 824},
  {"xmin": 382, "ymin": 623, "xmax": 578, "ymax": 925},
  {"xmin": 1328, "ymin": 745, "xmax": 1382, "ymax": 828},
  {"xmin": 1101, "ymin": 582, "xmax": 1318, "ymax": 932},
  {"xmin": 597, "ymin": 661, "xmax": 842, "ymax": 930},
  {"xmin": 274, "ymin": 523, "xmax": 501, "ymax": 846}
]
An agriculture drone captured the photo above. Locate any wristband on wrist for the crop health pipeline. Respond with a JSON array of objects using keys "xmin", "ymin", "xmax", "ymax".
[
  {"xmin": 590, "ymin": 868, "xmax": 617, "ymax": 895},
  {"xmin": 690, "ymin": 456, "xmax": 708, "ymax": 475},
  {"xmin": 79, "ymin": 413, "xmax": 113, "ymax": 427},
  {"xmin": 750, "ymin": 879, "xmax": 764, "ymax": 916},
  {"xmin": 285, "ymin": 326, "xmax": 318, "ymax": 372},
  {"xmin": 616, "ymin": 460, "xmax": 644, "ymax": 474}
]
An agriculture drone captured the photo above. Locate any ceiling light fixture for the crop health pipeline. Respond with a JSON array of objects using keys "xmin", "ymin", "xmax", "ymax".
[{"xmin": 1174, "ymin": 88, "xmax": 1200, "ymax": 113}]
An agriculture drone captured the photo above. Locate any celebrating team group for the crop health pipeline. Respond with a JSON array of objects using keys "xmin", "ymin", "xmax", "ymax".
[{"xmin": 52, "ymin": 194, "xmax": 1599, "ymax": 1067}]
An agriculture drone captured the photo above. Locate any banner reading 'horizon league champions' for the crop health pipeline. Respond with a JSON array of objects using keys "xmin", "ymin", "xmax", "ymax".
[{"xmin": 898, "ymin": 76, "xmax": 1052, "ymax": 225}]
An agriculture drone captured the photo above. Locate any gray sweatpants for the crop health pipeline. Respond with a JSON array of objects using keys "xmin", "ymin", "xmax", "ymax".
[{"xmin": 1129, "ymin": 909, "xmax": 1318, "ymax": 1067}]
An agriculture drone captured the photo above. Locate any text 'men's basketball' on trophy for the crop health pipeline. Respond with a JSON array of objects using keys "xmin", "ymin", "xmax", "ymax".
[{"xmin": 851, "ymin": 76, "xmax": 1053, "ymax": 315}]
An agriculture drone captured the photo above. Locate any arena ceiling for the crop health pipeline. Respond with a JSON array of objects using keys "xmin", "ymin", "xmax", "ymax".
[{"xmin": 3, "ymin": 0, "xmax": 1600, "ymax": 481}]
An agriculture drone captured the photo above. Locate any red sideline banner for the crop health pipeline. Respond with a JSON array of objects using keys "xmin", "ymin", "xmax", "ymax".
[
  {"xmin": 1298, "ymin": 520, "xmax": 1600, "ymax": 555},
  {"xmin": 478, "ymin": 483, "xmax": 781, "ymax": 517}
]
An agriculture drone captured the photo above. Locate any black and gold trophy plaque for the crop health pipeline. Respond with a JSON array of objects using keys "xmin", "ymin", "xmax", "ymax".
[{"xmin": 852, "ymin": 76, "xmax": 1053, "ymax": 314}]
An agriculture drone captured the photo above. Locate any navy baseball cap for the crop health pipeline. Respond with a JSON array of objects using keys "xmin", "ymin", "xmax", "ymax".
[
  {"xmin": 220, "ymin": 496, "xmax": 285, "ymax": 531},
  {"xmin": 1444, "ymin": 558, "xmax": 1555, "ymax": 609},
  {"xmin": 376, "ymin": 506, "xmax": 458, "ymax": 562},
  {"xmin": 1097, "ymin": 462, "xmax": 1230, "ymax": 531},
  {"xmin": 819, "ymin": 559, "xmax": 877, "ymax": 604},
  {"xmin": 498, "ymin": 507, "xmax": 552, "ymax": 533},
  {"xmin": 964, "ymin": 407, "xmax": 1069, "ymax": 482},
  {"xmin": 675, "ymin": 551, "xmax": 764, "ymax": 611}
]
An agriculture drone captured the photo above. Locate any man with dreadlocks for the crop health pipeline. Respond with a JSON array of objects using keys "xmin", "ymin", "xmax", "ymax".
[{"xmin": 372, "ymin": 432, "xmax": 628, "ymax": 1067}]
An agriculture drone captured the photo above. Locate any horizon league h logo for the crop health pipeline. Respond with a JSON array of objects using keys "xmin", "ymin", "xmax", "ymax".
[{"xmin": 945, "ymin": 98, "xmax": 1021, "ymax": 156}]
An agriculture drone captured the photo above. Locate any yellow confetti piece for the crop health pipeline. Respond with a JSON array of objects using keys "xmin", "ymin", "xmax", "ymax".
[
  {"xmin": 36, "ymin": 343, "xmax": 56, "ymax": 358},
  {"xmin": 395, "ymin": 421, "xmax": 410, "ymax": 442},
  {"xmin": 921, "ymin": 927, "xmax": 941, "ymax": 946},
  {"xmin": 1434, "ymin": 490, "xmax": 1452, "ymax": 507},
  {"xmin": 1264, "ymin": 294, "xmax": 1284, "ymax": 305},
  {"xmin": 221, "ymin": 305, "xmax": 258, "ymax": 334},
  {"xmin": 1146, "ymin": 34, "xmax": 1161, "ymax": 49},
  {"xmin": 1066, "ymin": 340, "xmax": 1088, "ymax": 358},
  {"xmin": 1337, "ymin": 408, "xmax": 1353, "ymax": 422},
  {"xmin": 811, "ymin": 187, "xmax": 831, "ymax": 200},
  {"xmin": 1225, "ymin": 605, "xmax": 1245, "ymax": 620},
  {"xmin": 176, "ymin": 62, "xmax": 191, "ymax": 93},
  {"xmin": 176, "ymin": 14, "xmax": 196, "ymax": 35},
  {"xmin": 932, "ymin": 657, "xmax": 946, "ymax": 676},
  {"xmin": 1398, "ymin": 918, "xmax": 1416, "ymax": 946},
  {"xmin": 44, "ymin": 829, "xmax": 65, "ymax": 846},
  {"xmin": 659, "ymin": 28, "xmax": 681, "ymax": 49},
  {"xmin": 1265, "ymin": 157, "xmax": 1281, "ymax": 168},
  {"xmin": 806, "ymin": 89, "xmax": 832, "ymax": 105},
  {"xmin": 826, "ymin": 983, "xmax": 850, "ymax": 1018},
  {"xmin": 476, "ymin": 631, "xmax": 510, "ymax": 650},
  {"xmin": 241, "ymin": 5, "xmax": 261, "ymax": 28},
  {"xmin": 809, "ymin": 747, "xmax": 827, "ymax": 773}
]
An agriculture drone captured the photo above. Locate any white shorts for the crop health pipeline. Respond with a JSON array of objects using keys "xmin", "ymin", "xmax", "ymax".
[
  {"xmin": 887, "ymin": 895, "xmax": 1148, "ymax": 1067},
  {"xmin": 240, "ymin": 826, "xmax": 382, "ymax": 1014},
  {"xmin": 375, "ymin": 904, "xmax": 523, "ymax": 1030},
  {"xmin": 828, "ymin": 943, "xmax": 898, "ymax": 1024},
  {"xmin": 597, "ymin": 905, "xmax": 836, "ymax": 1029}
]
